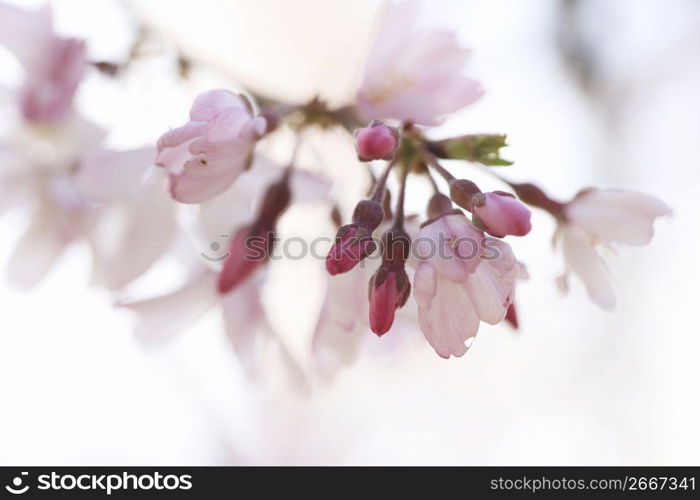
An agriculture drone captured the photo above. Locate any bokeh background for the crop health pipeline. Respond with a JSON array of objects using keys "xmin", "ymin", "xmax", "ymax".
[{"xmin": 0, "ymin": 0, "xmax": 698, "ymax": 465}]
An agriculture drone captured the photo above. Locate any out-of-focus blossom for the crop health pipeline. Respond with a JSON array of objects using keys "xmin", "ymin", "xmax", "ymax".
[
  {"xmin": 75, "ymin": 147, "xmax": 177, "ymax": 290},
  {"xmin": 1, "ymin": 121, "xmax": 176, "ymax": 289},
  {"xmin": 556, "ymin": 188, "xmax": 672, "ymax": 309},
  {"xmin": 0, "ymin": 3, "xmax": 174, "ymax": 289},
  {"xmin": 356, "ymin": 0, "xmax": 483, "ymax": 125},
  {"xmin": 313, "ymin": 263, "xmax": 373, "ymax": 377},
  {"xmin": 119, "ymin": 269, "xmax": 306, "ymax": 387},
  {"xmin": 121, "ymin": 156, "xmax": 330, "ymax": 383},
  {"xmin": 472, "ymin": 191, "xmax": 532, "ymax": 238},
  {"xmin": 155, "ymin": 89, "xmax": 267, "ymax": 203},
  {"xmin": 0, "ymin": 3, "xmax": 85, "ymax": 124},
  {"xmin": 413, "ymin": 213, "xmax": 519, "ymax": 358},
  {"xmin": 354, "ymin": 121, "xmax": 399, "ymax": 161}
]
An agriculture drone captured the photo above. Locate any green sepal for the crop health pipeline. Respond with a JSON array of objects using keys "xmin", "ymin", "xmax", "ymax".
[{"xmin": 429, "ymin": 134, "xmax": 513, "ymax": 166}]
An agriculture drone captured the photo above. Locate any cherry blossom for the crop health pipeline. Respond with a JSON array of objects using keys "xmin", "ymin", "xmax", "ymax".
[
  {"xmin": 556, "ymin": 188, "xmax": 672, "ymax": 309},
  {"xmin": 0, "ymin": 3, "xmax": 85, "ymax": 124},
  {"xmin": 356, "ymin": 0, "xmax": 483, "ymax": 125},
  {"xmin": 155, "ymin": 90, "xmax": 267, "ymax": 203}
]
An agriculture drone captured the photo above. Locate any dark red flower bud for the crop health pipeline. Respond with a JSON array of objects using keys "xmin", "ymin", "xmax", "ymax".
[
  {"xmin": 325, "ymin": 225, "xmax": 377, "ymax": 275},
  {"xmin": 217, "ymin": 171, "xmax": 291, "ymax": 294},
  {"xmin": 368, "ymin": 227, "xmax": 412, "ymax": 335},
  {"xmin": 325, "ymin": 199, "xmax": 384, "ymax": 275},
  {"xmin": 217, "ymin": 226, "xmax": 272, "ymax": 294},
  {"xmin": 369, "ymin": 267, "xmax": 410, "ymax": 336},
  {"xmin": 505, "ymin": 302, "xmax": 519, "ymax": 329},
  {"xmin": 351, "ymin": 199, "xmax": 384, "ymax": 229}
]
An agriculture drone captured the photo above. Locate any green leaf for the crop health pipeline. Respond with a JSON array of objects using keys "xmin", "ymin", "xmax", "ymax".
[{"xmin": 429, "ymin": 134, "xmax": 513, "ymax": 166}]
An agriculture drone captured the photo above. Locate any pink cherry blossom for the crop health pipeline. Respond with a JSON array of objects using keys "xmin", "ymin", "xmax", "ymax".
[
  {"xmin": 0, "ymin": 3, "xmax": 85, "ymax": 124},
  {"xmin": 1, "ymin": 112, "xmax": 176, "ymax": 290},
  {"xmin": 415, "ymin": 212, "xmax": 484, "ymax": 281},
  {"xmin": 414, "ymin": 214, "xmax": 519, "ymax": 358},
  {"xmin": 356, "ymin": 0, "xmax": 483, "ymax": 125},
  {"xmin": 473, "ymin": 192, "xmax": 532, "ymax": 237},
  {"xmin": 556, "ymin": 188, "xmax": 671, "ymax": 309},
  {"xmin": 354, "ymin": 122, "xmax": 399, "ymax": 161},
  {"xmin": 155, "ymin": 89, "xmax": 267, "ymax": 203},
  {"xmin": 120, "ymin": 154, "xmax": 330, "ymax": 384}
]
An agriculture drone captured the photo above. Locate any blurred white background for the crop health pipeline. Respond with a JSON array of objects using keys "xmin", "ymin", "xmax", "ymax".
[{"xmin": 0, "ymin": 0, "xmax": 698, "ymax": 465}]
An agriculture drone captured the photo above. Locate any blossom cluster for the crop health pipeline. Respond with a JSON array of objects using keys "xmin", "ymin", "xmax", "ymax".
[{"xmin": 0, "ymin": 1, "xmax": 670, "ymax": 378}]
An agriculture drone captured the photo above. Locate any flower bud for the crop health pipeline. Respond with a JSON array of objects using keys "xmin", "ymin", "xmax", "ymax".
[
  {"xmin": 325, "ymin": 225, "xmax": 377, "ymax": 275},
  {"xmin": 354, "ymin": 121, "xmax": 399, "ymax": 161},
  {"xmin": 217, "ymin": 226, "xmax": 272, "ymax": 294},
  {"xmin": 217, "ymin": 172, "xmax": 291, "ymax": 294},
  {"xmin": 472, "ymin": 191, "xmax": 532, "ymax": 237},
  {"xmin": 449, "ymin": 179, "xmax": 481, "ymax": 211},
  {"xmin": 326, "ymin": 199, "xmax": 384, "ymax": 275},
  {"xmin": 351, "ymin": 199, "xmax": 384, "ymax": 229},
  {"xmin": 368, "ymin": 227, "xmax": 412, "ymax": 335},
  {"xmin": 257, "ymin": 172, "xmax": 292, "ymax": 225},
  {"xmin": 427, "ymin": 193, "xmax": 453, "ymax": 219},
  {"xmin": 369, "ymin": 267, "xmax": 411, "ymax": 336}
]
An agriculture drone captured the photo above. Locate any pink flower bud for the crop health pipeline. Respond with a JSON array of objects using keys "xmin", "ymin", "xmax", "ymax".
[
  {"xmin": 217, "ymin": 227, "xmax": 271, "ymax": 294},
  {"xmin": 325, "ymin": 225, "xmax": 376, "ymax": 275},
  {"xmin": 354, "ymin": 122, "xmax": 399, "ymax": 161},
  {"xmin": 473, "ymin": 192, "xmax": 532, "ymax": 237},
  {"xmin": 369, "ymin": 268, "xmax": 410, "ymax": 336}
]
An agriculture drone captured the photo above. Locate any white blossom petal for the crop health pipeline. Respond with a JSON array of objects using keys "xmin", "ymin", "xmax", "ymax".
[{"xmin": 560, "ymin": 225, "xmax": 617, "ymax": 310}]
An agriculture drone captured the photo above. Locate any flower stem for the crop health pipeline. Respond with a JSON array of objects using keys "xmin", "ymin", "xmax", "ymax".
[
  {"xmin": 422, "ymin": 149, "xmax": 454, "ymax": 182},
  {"xmin": 424, "ymin": 167, "xmax": 440, "ymax": 193},
  {"xmin": 394, "ymin": 163, "xmax": 409, "ymax": 228},
  {"xmin": 370, "ymin": 159, "xmax": 396, "ymax": 203}
]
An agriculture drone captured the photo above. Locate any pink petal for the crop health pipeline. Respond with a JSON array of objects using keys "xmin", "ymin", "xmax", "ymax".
[
  {"xmin": 189, "ymin": 89, "xmax": 251, "ymax": 121},
  {"xmin": 464, "ymin": 238, "xmax": 518, "ymax": 324},
  {"xmin": 414, "ymin": 262, "xmax": 480, "ymax": 358},
  {"xmin": 416, "ymin": 213, "xmax": 483, "ymax": 280}
]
